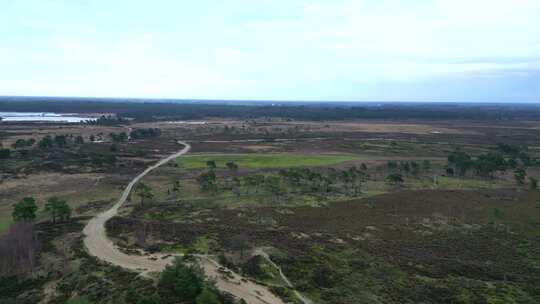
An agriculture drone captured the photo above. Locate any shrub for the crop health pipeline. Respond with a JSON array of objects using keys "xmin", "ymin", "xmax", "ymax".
[
  {"xmin": 12, "ymin": 197, "xmax": 38, "ymax": 222},
  {"xmin": 158, "ymin": 258, "xmax": 203, "ymax": 303},
  {"xmin": 0, "ymin": 148, "xmax": 10, "ymax": 159},
  {"xmin": 195, "ymin": 288, "xmax": 221, "ymax": 304},
  {"xmin": 66, "ymin": 297, "xmax": 92, "ymax": 304}
]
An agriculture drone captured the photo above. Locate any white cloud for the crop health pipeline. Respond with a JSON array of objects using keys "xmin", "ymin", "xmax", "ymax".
[
  {"xmin": 2, "ymin": 37, "xmax": 256, "ymax": 98},
  {"xmin": 1, "ymin": 0, "xmax": 539, "ymax": 101}
]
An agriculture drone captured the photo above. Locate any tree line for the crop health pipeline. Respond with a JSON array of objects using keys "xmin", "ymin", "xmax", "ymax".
[
  {"xmin": 193, "ymin": 160, "xmax": 370, "ymax": 202},
  {"xmin": 4, "ymin": 97, "xmax": 540, "ymax": 122},
  {"xmin": 446, "ymin": 143, "xmax": 538, "ymax": 187}
]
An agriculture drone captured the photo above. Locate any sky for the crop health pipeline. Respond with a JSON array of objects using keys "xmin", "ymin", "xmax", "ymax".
[{"xmin": 1, "ymin": 0, "xmax": 539, "ymax": 102}]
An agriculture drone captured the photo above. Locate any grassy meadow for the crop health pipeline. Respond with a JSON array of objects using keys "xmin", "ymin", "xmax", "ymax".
[{"xmin": 177, "ymin": 153, "xmax": 361, "ymax": 169}]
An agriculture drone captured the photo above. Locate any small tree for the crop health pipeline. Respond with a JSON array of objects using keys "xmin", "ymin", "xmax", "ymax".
[
  {"xmin": 12, "ymin": 197, "xmax": 38, "ymax": 222},
  {"xmin": 172, "ymin": 180, "xmax": 182, "ymax": 193},
  {"xmin": 206, "ymin": 160, "xmax": 217, "ymax": 170},
  {"xmin": 386, "ymin": 173, "xmax": 404, "ymax": 187},
  {"xmin": 400, "ymin": 162, "xmax": 411, "ymax": 176},
  {"xmin": 387, "ymin": 161, "xmax": 398, "ymax": 173},
  {"xmin": 58, "ymin": 201, "xmax": 71, "ymax": 221},
  {"xmin": 45, "ymin": 197, "xmax": 71, "ymax": 224},
  {"xmin": 65, "ymin": 297, "xmax": 92, "ymax": 304},
  {"xmin": 529, "ymin": 177, "xmax": 538, "ymax": 190},
  {"xmin": 410, "ymin": 161, "xmax": 420, "ymax": 176},
  {"xmin": 158, "ymin": 258, "xmax": 203, "ymax": 304},
  {"xmin": 514, "ymin": 168, "xmax": 527, "ymax": 186},
  {"xmin": 196, "ymin": 288, "xmax": 221, "ymax": 304},
  {"xmin": 197, "ymin": 171, "xmax": 217, "ymax": 193},
  {"xmin": 135, "ymin": 183, "xmax": 154, "ymax": 206},
  {"xmin": 226, "ymin": 161, "xmax": 238, "ymax": 175},
  {"xmin": 448, "ymin": 151, "xmax": 472, "ymax": 176},
  {"xmin": 54, "ymin": 135, "xmax": 68, "ymax": 147},
  {"xmin": 75, "ymin": 135, "xmax": 85, "ymax": 145},
  {"xmin": 12, "ymin": 138, "xmax": 35, "ymax": 149},
  {"xmin": 0, "ymin": 148, "xmax": 11, "ymax": 159},
  {"xmin": 232, "ymin": 177, "xmax": 241, "ymax": 198},
  {"xmin": 138, "ymin": 295, "xmax": 161, "ymax": 304},
  {"xmin": 422, "ymin": 160, "xmax": 431, "ymax": 172},
  {"xmin": 38, "ymin": 135, "xmax": 54, "ymax": 149},
  {"xmin": 264, "ymin": 176, "xmax": 282, "ymax": 203}
]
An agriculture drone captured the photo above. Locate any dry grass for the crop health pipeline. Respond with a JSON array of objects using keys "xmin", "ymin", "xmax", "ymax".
[{"xmin": 0, "ymin": 173, "xmax": 124, "ymax": 232}]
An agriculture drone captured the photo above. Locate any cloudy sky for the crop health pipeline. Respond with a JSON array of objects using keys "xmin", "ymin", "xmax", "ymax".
[{"xmin": 1, "ymin": 0, "xmax": 539, "ymax": 102}]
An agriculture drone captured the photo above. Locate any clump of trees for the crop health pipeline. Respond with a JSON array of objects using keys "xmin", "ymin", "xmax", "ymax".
[
  {"xmin": 37, "ymin": 134, "xmax": 86, "ymax": 149},
  {"xmin": 0, "ymin": 148, "xmax": 10, "ymax": 159},
  {"xmin": 91, "ymin": 153, "xmax": 117, "ymax": 166},
  {"xmin": 446, "ymin": 144, "xmax": 538, "ymax": 186},
  {"xmin": 85, "ymin": 115, "xmax": 126, "ymax": 126},
  {"xmin": 386, "ymin": 160, "xmax": 429, "ymax": 178},
  {"xmin": 38, "ymin": 135, "xmax": 54, "ymax": 149},
  {"xmin": 11, "ymin": 138, "xmax": 36, "ymax": 149},
  {"xmin": 44, "ymin": 197, "xmax": 72, "ymax": 224},
  {"xmin": 124, "ymin": 258, "xmax": 222, "ymax": 304},
  {"xmin": 135, "ymin": 182, "xmax": 154, "ymax": 206},
  {"xmin": 195, "ymin": 162, "xmax": 370, "ymax": 202},
  {"xmin": 197, "ymin": 171, "xmax": 218, "ymax": 193},
  {"xmin": 12, "ymin": 196, "xmax": 72, "ymax": 225},
  {"xmin": 386, "ymin": 173, "xmax": 404, "ymax": 187},
  {"xmin": 529, "ymin": 177, "xmax": 538, "ymax": 190},
  {"xmin": 1, "ymin": 196, "xmax": 71, "ymax": 277},
  {"xmin": 12, "ymin": 197, "xmax": 38, "ymax": 222},
  {"xmin": 130, "ymin": 128, "xmax": 161, "ymax": 139},
  {"xmin": 109, "ymin": 132, "xmax": 128, "ymax": 142}
]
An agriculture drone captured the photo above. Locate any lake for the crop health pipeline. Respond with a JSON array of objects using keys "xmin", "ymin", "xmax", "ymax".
[{"xmin": 0, "ymin": 112, "xmax": 96, "ymax": 123}]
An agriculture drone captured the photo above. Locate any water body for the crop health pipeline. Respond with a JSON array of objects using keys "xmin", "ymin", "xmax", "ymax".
[{"xmin": 0, "ymin": 112, "xmax": 96, "ymax": 123}]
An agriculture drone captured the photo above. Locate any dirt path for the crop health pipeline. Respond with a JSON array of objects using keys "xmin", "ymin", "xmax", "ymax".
[
  {"xmin": 254, "ymin": 248, "xmax": 314, "ymax": 304},
  {"xmin": 83, "ymin": 141, "xmax": 284, "ymax": 304}
]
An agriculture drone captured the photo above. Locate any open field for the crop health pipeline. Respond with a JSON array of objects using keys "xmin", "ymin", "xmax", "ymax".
[
  {"xmin": 108, "ymin": 188, "xmax": 540, "ymax": 303},
  {"xmin": 0, "ymin": 173, "xmax": 126, "ymax": 232},
  {"xmin": 2, "ymin": 105, "xmax": 540, "ymax": 304}
]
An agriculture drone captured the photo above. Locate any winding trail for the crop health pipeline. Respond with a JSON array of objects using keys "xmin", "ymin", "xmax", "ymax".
[
  {"xmin": 83, "ymin": 141, "xmax": 284, "ymax": 304},
  {"xmin": 254, "ymin": 249, "xmax": 314, "ymax": 304}
]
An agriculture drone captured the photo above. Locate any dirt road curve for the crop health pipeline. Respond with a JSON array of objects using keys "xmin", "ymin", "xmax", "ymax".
[{"xmin": 83, "ymin": 141, "xmax": 284, "ymax": 304}]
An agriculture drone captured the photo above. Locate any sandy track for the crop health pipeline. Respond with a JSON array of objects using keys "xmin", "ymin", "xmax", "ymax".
[{"xmin": 83, "ymin": 141, "xmax": 284, "ymax": 304}]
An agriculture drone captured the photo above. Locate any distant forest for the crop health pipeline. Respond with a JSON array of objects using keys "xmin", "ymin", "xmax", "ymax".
[{"xmin": 1, "ymin": 97, "xmax": 540, "ymax": 121}]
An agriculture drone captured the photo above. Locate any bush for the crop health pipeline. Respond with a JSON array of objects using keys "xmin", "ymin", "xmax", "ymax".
[
  {"xmin": 137, "ymin": 294, "xmax": 161, "ymax": 304},
  {"xmin": 195, "ymin": 288, "xmax": 221, "ymax": 304},
  {"xmin": 66, "ymin": 296, "xmax": 92, "ymax": 304},
  {"xmin": 12, "ymin": 197, "xmax": 38, "ymax": 222},
  {"xmin": 492, "ymin": 208, "xmax": 504, "ymax": 219},
  {"xmin": 158, "ymin": 258, "xmax": 203, "ymax": 304},
  {"xmin": 38, "ymin": 135, "xmax": 54, "ymax": 149},
  {"xmin": 386, "ymin": 173, "xmax": 404, "ymax": 186},
  {"xmin": 0, "ymin": 148, "xmax": 11, "ymax": 159},
  {"xmin": 529, "ymin": 177, "xmax": 538, "ymax": 190},
  {"xmin": 130, "ymin": 128, "xmax": 161, "ymax": 139}
]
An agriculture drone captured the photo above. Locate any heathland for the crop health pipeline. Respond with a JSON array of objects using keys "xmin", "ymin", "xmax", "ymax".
[{"xmin": 1, "ymin": 100, "xmax": 540, "ymax": 304}]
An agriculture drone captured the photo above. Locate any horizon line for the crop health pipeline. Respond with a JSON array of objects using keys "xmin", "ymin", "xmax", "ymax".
[{"xmin": 1, "ymin": 95, "xmax": 539, "ymax": 105}]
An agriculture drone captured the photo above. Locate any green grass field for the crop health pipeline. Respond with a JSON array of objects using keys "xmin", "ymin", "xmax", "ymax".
[{"xmin": 177, "ymin": 153, "xmax": 360, "ymax": 169}]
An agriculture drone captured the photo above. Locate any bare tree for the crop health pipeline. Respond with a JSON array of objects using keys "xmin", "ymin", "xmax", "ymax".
[
  {"xmin": 135, "ymin": 222, "xmax": 148, "ymax": 248},
  {"xmin": 0, "ymin": 222, "xmax": 39, "ymax": 277}
]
